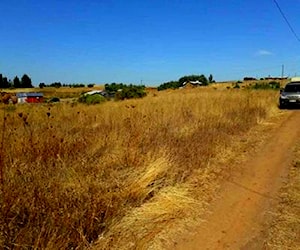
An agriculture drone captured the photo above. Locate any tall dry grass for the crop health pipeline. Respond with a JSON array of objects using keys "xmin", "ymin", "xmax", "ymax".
[{"xmin": 0, "ymin": 88, "xmax": 279, "ymax": 249}]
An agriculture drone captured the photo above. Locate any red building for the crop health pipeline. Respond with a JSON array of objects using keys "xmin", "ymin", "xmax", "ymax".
[{"xmin": 16, "ymin": 93, "xmax": 44, "ymax": 103}]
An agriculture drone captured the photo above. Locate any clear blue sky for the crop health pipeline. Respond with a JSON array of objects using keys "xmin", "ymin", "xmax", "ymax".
[{"xmin": 1, "ymin": 0, "xmax": 300, "ymax": 86}]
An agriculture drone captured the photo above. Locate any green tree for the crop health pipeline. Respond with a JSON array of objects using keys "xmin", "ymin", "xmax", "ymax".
[
  {"xmin": 2, "ymin": 77, "xmax": 9, "ymax": 88},
  {"xmin": 208, "ymin": 74, "xmax": 214, "ymax": 83},
  {"xmin": 105, "ymin": 82, "xmax": 125, "ymax": 93},
  {"xmin": 50, "ymin": 82, "xmax": 62, "ymax": 88},
  {"xmin": 39, "ymin": 82, "xmax": 46, "ymax": 88},
  {"xmin": 0, "ymin": 74, "xmax": 11, "ymax": 88},
  {"xmin": 21, "ymin": 74, "xmax": 33, "ymax": 88},
  {"xmin": 8, "ymin": 79, "xmax": 13, "ymax": 88},
  {"xmin": 104, "ymin": 83, "xmax": 146, "ymax": 100},
  {"xmin": 115, "ymin": 85, "xmax": 146, "ymax": 100},
  {"xmin": 0, "ymin": 74, "xmax": 3, "ymax": 88},
  {"xmin": 157, "ymin": 81, "xmax": 180, "ymax": 91},
  {"xmin": 13, "ymin": 76, "xmax": 21, "ymax": 88}
]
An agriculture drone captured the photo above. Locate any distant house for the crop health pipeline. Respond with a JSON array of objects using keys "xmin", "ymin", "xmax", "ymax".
[
  {"xmin": 182, "ymin": 80, "xmax": 203, "ymax": 88},
  {"xmin": 83, "ymin": 90, "xmax": 103, "ymax": 96},
  {"xmin": 243, "ymin": 77, "xmax": 257, "ymax": 81},
  {"xmin": 16, "ymin": 92, "xmax": 44, "ymax": 103},
  {"xmin": 83, "ymin": 90, "xmax": 109, "ymax": 97}
]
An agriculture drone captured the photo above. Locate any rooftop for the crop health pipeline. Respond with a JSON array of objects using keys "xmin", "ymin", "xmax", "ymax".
[{"xmin": 16, "ymin": 92, "xmax": 43, "ymax": 97}]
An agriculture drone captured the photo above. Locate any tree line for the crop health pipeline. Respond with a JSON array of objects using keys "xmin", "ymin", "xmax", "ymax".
[
  {"xmin": 0, "ymin": 73, "xmax": 33, "ymax": 89},
  {"xmin": 39, "ymin": 82, "xmax": 93, "ymax": 88}
]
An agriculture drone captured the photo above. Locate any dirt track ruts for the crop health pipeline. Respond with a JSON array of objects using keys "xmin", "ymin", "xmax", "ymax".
[{"xmin": 174, "ymin": 110, "xmax": 300, "ymax": 250}]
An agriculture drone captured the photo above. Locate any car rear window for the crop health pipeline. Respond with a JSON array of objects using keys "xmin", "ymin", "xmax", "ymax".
[{"xmin": 285, "ymin": 84, "xmax": 300, "ymax": 92}]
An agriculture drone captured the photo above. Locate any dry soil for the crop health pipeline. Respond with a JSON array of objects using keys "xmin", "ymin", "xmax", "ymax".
[{"xmin": 174, "ymin": 110, "xmax": 300, "ymax": 250}]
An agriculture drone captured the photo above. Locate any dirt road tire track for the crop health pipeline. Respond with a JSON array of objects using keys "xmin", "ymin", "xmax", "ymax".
[{"xmin": 174, "ymin": 111, "xmax": 300, "ymax": 250}]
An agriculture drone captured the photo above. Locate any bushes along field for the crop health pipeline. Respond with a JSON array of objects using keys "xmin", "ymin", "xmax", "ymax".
[
  {"xmin": 0, "ymin": 88, "xmax": 279, "ymax": 249},
  {"xmin": 78, "ymin": 94, "xmax": 107, "ymax": 105}
]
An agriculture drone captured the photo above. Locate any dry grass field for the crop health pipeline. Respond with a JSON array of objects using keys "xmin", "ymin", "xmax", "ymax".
[{"xmin": 0, "ymin": 87, "xmax": 280, "ymax": 249}]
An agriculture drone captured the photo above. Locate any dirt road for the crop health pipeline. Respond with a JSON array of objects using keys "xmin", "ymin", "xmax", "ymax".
[{"xmin": 174, "ymin": 111, "xmax": 300, "ymax": 250}]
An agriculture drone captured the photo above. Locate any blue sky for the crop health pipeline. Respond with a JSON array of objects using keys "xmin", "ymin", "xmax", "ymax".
[{"xmin": 1, "ymin": 0, "xmax": 300, "ymax": 86}]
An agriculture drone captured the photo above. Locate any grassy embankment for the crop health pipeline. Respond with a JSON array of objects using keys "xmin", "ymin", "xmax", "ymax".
[
  {"xmin": 264, "ymin": 143, "xmax": 300, "ymax": 249},
  {"xmin": 0, "ymin": 88, "xmax": 279, "ymax": 249}
]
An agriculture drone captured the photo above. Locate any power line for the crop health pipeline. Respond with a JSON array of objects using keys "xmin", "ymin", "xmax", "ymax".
[{"xmin": 272, "ymin": 0, "xmax": 300, "ymax": 43}]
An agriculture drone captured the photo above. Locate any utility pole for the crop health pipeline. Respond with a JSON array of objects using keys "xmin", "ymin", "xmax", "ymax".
[{"xmin": 281, "ymin": 64, "xmax": 285, "ymax": 88}]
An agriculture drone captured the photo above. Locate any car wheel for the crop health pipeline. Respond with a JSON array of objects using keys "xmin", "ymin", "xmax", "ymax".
[{"xmin": 279, "ymin": 102, "xmax": 286, "ymax": 109}]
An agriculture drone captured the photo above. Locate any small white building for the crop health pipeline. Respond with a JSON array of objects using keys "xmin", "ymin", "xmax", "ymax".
[
  {"xmin": 182, "ymin": 80, "xmax": 203, "ymax": 87},
  {"xmin": 83, "ymin": 90, "xmax": 104, "ymax": 96}
]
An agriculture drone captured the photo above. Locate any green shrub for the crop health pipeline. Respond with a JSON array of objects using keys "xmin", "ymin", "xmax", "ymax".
[
  {"xmin": 157, "ymin": 81, "xmax": 181, "ymax": 91},
  {"xmin": 248, "ymin": 81, "xmax": 280, "ymax": 90},
  {"xmin": 269, "ymin": 81, "xmax": 280, "ymax": 89},
  {"xmin": 105, "ymin": 83, "xmax": 125, "ymax": 93},
  {"xmin": 47, "ymin": 97, "xmax": 60, "ymax": 103},
  {"xmin": 78, "ymin": 94, "xmax": 106, "ymax": 105},
  {"xmin": 71, "ymin": 84, "xmax": 85, "ymax": 88},
  {"xmin": 104, "ymin": 83, "xmax": 146, "ymax": 100},
  {"xmin": 115, "ymin": 86, "xmax": 146, "ymax": 100},
  {"xmin": 233, "ymin": 83, "xmax": 240, "ymax": 89}
]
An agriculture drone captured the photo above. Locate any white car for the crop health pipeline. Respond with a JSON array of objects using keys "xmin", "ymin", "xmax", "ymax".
[{"xmin": 279, "ymin": 81, "xmax": 300, "ymax": 109}]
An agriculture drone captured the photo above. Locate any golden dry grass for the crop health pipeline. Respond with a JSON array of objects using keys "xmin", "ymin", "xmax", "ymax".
[
  {"xmin": 264, "ymin": 143, "xmax": 300, "ymax": 250},
  {"xmin": 0, "ymin": 88, "xmax": 280, "ymax": 249},
  {"xmin": 210, "ymin": 79, "xmax": 290, "ymax": 90}
]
